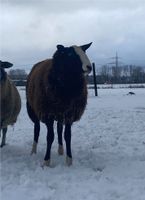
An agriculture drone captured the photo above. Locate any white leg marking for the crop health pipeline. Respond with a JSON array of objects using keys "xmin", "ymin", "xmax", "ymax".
[
  {"xmin": 31, "ymin": 141, "xmax": 37, "ymax": 154},
  {"xmin": 41, "ymin": 160, "xmax": 50, "ymax": 168},
  {"xmin": 66, "ymin": 156, "xmax": 73, "ymax": 166},
  {"xmin": 58, "ymin": 145, "xmax": 64, "ymax": 155}
]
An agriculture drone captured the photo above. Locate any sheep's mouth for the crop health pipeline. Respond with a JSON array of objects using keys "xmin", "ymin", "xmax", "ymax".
[
  {"xmin": 83, "ymin": 71, "xmax": 89, "ymax": 76},
  {"xmin": 87, "ymin": 65, "xmax": 92, "ymax": 72},
  {"xmin": 83, "ymin": 65, "xmax": 92, "ymax": 75}
]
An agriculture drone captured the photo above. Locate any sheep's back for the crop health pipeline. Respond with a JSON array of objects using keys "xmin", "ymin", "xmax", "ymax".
[
  {"xmin": 26, "ymin": 59, "xmax": 53, "ymax": 120},
  {"xmin": 26, "ymin": 59, "xmax": 88, "ymax": 124}
]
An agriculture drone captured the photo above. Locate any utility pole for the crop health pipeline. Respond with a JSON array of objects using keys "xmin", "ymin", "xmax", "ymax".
[
  {"xmin": 92, "ymin": 62, "xmax": 98, "ymax": 96},
  {"xmin": 108, "ymin": 52, "xmax": 121, "ymax": 68},
  {"xmin": 108, "ymin": 52, "xmax": 122, "ymax": 83},
  {"xmin": 115, "ymin": 52, "xmax": 118, "ymax": 68}
]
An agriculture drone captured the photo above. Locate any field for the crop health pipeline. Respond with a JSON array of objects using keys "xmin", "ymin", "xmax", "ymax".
[{"xmin": 1, "ymin": 87, "xmax": 145, "ymax": 200}]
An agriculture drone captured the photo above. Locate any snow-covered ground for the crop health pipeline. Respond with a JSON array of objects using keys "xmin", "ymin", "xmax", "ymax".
[{"xmin": 1, "ymin": 87, "xmax": 145, "ymax": 200}]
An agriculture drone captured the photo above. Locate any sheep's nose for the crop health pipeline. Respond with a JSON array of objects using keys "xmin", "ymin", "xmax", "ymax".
[{"xmin": 87, "ymin": 65, "xmax": 92, "ymax": 73}]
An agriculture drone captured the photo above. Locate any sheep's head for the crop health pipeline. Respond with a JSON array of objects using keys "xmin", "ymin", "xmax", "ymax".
[
  {"xmin": 0, "ymin": 61, "xmax": 13, "ymax": 82},
  {"xmin": 53, "ymin": 43, "xmax": 92, "ymax": 76}
]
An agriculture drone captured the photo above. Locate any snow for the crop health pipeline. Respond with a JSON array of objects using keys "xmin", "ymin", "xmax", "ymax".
[{"xmin": 1, "ymin": 87, "xmax": 145, "ymax": 200}]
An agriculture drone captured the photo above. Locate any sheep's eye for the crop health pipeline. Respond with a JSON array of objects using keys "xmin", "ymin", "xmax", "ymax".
[
  {"xmin": 67, "ymin": 47, "xmax": 74, "ymax": 57},
  {"xmin": 68, "ymin": 52, "xmax": 73, "ymax": 56}
]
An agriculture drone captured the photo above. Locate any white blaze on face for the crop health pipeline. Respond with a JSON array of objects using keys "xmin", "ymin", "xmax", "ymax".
[{"xmin": 73, "ymin": 46, "xmax": 92, "ymax": 75}]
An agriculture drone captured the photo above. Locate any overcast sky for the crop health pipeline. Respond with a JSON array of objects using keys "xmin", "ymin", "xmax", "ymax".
[{"xmin": 1, "ymin": 0, "xmax": 145, "ymax": 70}]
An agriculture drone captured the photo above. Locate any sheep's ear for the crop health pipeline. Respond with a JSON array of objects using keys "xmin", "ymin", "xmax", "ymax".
[
  {"xmin": 80, "ymin": 42, "xmax": 92, "ymax": 52},
  {"xmin": 57, "ymin": 45, "xmax": 65, "ymax": 51},
  {"xmin": 0, "ymin": 61, "xmax": 13, "ymax": 68}
]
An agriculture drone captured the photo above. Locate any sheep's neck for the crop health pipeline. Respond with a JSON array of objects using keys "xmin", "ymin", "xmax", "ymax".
[{"xmin": 49, "ymin": 67, "xmax": 85, "ymax": 99}]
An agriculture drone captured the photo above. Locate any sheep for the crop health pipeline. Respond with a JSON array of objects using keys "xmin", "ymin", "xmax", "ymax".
[
  {"xmin": 26, "ymin": 43, "xmax": 92, "ymax": 166},
  {"xmin": 0, "ymin": 61, "xmax": 21, "ymax": 147}
]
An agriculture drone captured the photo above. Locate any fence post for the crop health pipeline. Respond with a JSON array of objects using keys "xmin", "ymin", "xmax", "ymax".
[{"xmin": 92, "ymin": 62, "xmax": 98, "ymax": 96}]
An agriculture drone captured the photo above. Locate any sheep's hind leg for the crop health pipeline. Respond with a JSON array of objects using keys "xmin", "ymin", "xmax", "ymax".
[
  {"xmin": 42, "ymin": 119, "xmax": 54, "ymax": 167},
  {"xmin": 64, "ymin": 124, "xmax": 72, "ymax": 166},
  {"xmin": 0, "ymin": 127, "xmax": 7, "ymax": 147},
  {"xmin": 57, "ymin": 122, "xmax": 64, "ymax": 155},
  {"xmin": 31, "ymin": 121, "xmax": 40, "ymax": 154},
  {"xmin": 26, "ymin": 102, "xmax": 40, "ymax": 154}
]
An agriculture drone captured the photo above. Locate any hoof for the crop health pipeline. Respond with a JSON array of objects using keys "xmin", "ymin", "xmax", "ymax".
[
  {"xmin": 31, "ymin": 141, "xmax": 37, "ymax": 155},
  {"xmin": 41, "ymin": 160, "xmax": 50, "ymax": 168},
  {"xmin": 58, "ymin": 145, "xmax": 64, "ymax": 155},
  {"xmin": 0, "ymin": 143, "xmax": 6, "ymax": 148},
  {"xmin": 66, "ymin": 156, "xmax": 72, "ymax": 166}
]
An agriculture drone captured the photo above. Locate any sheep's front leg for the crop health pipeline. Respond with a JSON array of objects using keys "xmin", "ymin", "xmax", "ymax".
[
  {"xmin": 42, "ymin": 119, "xmax": 54, "ymax": 167},
  {"xmin": 57, "ymin": 122, "xmax": 64, "ymax": 155},
  {"xmin": 31, "ymin": 121, "xmax": 40, "ymax": 154},
  {"xmin": 64, "ymin": 124, "xmax": 72, "ymax": 166},
  {"xmin": 0, "ymin": 127, "xmax": 7, "ymax": 147}
]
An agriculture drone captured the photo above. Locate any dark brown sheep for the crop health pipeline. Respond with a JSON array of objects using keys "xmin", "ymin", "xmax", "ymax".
[
  {"xmin": 26, "ymin": 43, "xmax": 92, "ymax": 166},
  {"xmin": 0, "ymin": 61, "xmax": 21, "ymax": 147}
]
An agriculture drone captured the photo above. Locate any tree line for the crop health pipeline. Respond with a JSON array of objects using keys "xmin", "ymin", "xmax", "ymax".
[
  {"xmin": 8, "ymin": 64, "xmax": 145, "ymax": 86},
  {"xmin": 8, "ymin": 69, "xmax": 27, "ymax": 86},
  {"xmin": 88, "ymin": 65, "xmax": 145, "ymax": 84}
]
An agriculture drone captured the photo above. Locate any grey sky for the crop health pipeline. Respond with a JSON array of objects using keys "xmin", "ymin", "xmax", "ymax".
[{"xmin": 1, "ymin": 0, "xmax": 145, "ymax": 70}]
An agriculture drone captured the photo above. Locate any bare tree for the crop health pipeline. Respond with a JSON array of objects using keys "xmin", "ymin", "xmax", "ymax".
[{"xmin": 8, "ymin": 69, "xmax": 27, "ymax": 80}]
